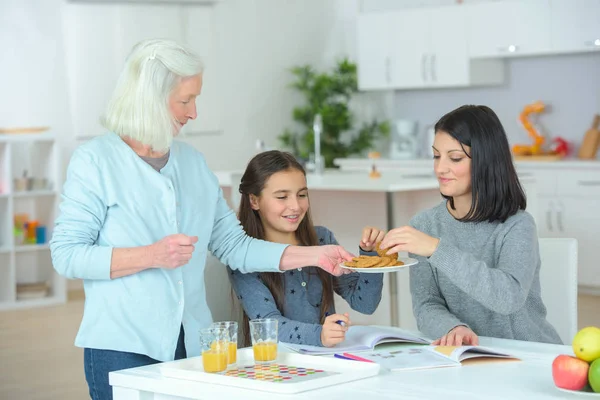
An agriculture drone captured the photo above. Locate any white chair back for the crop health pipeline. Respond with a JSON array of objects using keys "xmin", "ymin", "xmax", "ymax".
[
  {"xmin": 538, "ymin": 237, "xmax": 578, "ymax": 344},
  {"xmin": 229, "ymin": 172, "xmax": 244, "ymax": 212}
]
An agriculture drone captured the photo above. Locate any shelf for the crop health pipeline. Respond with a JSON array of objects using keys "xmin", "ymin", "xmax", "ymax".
[
  {"xmin": 0, "ymin": 296, "xmax": 64, "ymax": 311},
  {"xmin": 15, "ymin": 244, "xmax": 50, "ymax": 252},
  {"xmin": 0, "ymin": 132, "xmax": 55, "ymax": 143},
  {"xmin": 0, "ymin": 131, "xmax": 63, "ymax": 311},
  {"xmin": 12, "ymin": 190, "xmax": 58, "ymax": 198}
]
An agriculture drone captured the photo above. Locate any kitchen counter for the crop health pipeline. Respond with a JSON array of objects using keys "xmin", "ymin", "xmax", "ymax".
[
  {"xmin": 334, "ymin": 157, "xmax": 600, "ymax": 171},
  {"xmin": 214, "ymin": 169, "xmax": 438, "ymax": 193}
]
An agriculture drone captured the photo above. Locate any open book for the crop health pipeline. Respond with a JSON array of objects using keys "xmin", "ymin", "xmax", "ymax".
[
  {"xmin": 343, "ymin": 345, "xmax": 519, "ymax": 371},
  {"xmin": 281, "ymin": 325, "xmax": 431, "ymax": 355}
]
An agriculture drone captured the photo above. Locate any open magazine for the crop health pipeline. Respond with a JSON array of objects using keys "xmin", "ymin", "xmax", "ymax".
[
  {"xmin": 342, "ymin": 345, "xmax": 520, "ymax": 371},
  {"xmin": 281, "ymin": 325, "xmax": 431, "ymax": 355}
]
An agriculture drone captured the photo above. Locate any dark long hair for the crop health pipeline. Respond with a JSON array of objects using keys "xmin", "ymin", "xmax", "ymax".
[
  {"xmin": 434, "ymin": 105, "xmax": 526, "ymax": 223},
  {"xmin": 236, "ymin": 150, "xmax": 334, "ymax": 346}
]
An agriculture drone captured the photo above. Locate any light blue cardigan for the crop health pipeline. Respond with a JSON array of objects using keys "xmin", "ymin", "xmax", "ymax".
[{"xmin": 50, "ymin": 132, "xmax": 287, "ymax": 361}]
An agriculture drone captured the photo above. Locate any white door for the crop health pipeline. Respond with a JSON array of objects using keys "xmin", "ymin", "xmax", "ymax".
[
  {"xmin": 467, "ymin": 1, "xmax": 515, "ymax": 58},
  {"xmin": 182, "ymin": 6, "xmax": 223, "ymax": 134},
  {"xmin": 429, "ymin": 6, "xmax": 469, "ymax": 87},
  {"xmin": 63, "ymin": 3, "xmax": 122, "ymax": 138},
  {"xmin": 467, "ymin": 0, "xmax": 551, "ymax": 58},
  {"xmin": 537, "ymin": 197, "xmax": 560, "ymax": 238},
  {"xmin": 559, "ymin": 198, "xmax": 600, "ymax": 287},
  {"xmin": 550, "ymin": 0, "xmax": 600, "ymax": 53},
  {"xmin": 116, "ymin": 4, "xmax": 183, "ymax": 64},
  {"xmin": 513, "ymin": 0, "xmax": 552, "ymax": 56},
  {"xmin": 356, "ymin": 14, "xmax": 392, "ymax": 91},
  {"xmin": 389, "ymin": 9, "xmax": 430, "ymax": 89}
]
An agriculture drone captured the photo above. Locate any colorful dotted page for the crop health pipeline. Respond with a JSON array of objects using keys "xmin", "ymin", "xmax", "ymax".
[{"xmin": 221, "ymin": 363, "xmax": 338, "ymax": 383}]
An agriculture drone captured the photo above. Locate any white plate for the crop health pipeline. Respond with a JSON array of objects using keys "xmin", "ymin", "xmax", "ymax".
[
  {"xmin": 556, "ymin": 387, "xmax": 600, "ymax": 397},
  {"xmin": 159, "ymin": 347, "xmax": 380, "ymax": 394},
  {"xmin": 339, "ymin": 257, "xmax": 419, "ymax": 273}
]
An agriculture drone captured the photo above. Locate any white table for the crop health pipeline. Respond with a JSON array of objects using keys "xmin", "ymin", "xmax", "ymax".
[{"xmin": 110, "ymin": 336, "xmax": 574, "ymax": 399}]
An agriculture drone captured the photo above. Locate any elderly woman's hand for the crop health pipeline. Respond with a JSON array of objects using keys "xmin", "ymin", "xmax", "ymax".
[
  {"xmin": 316, "ymin": 245, "xmax": 354, "ymax": 276},
  {"xmin": 150, "ymin": 234, "xmax": 199, "ymax": 269}
]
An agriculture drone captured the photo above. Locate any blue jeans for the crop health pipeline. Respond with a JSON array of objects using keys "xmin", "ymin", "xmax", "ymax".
[{"xmin": 84, "ymin": 325, "xmax": 186, "ymax": 400}]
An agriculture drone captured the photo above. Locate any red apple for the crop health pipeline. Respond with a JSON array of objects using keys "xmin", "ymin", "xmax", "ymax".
[{"xmin": 552, "ymin": 355, "xmax": 590, "ymax": 391}]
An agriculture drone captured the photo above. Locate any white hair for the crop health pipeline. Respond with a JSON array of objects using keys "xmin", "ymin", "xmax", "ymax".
[{"xmin": 101, "ymin": 39, "xmax": 204, "ymax": 151}]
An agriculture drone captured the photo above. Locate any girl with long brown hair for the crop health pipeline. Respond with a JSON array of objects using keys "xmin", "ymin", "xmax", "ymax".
[{"xmin": 228, "ymin": 150, "xmax": 385, "ymax": 347}]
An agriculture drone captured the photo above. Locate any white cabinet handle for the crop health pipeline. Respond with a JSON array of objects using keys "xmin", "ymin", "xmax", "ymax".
[
  {"xmin": 430, "ymin": 54, "xmax": 437, "ymax": 82},
  {"xmin": 498, "ymin": 45, "xmax": 518, "ymax": 53},
  {"xmin": 546, "ymin": 201, "xmax": 553, "ymax": 232},
  {"xmin": 421, "ymin": 54, "xmax": 427, "ymax": 82},
  {"xmin": 556, "ymin": 202, "xmax": 565, "ymax": 233},
  {"xmin": 577, "ymin": 181, "xmax": 600, "ymax": 186},
  {"xmin": 385, "ymin": 56, "xmax": 391, "ymax": 84}
]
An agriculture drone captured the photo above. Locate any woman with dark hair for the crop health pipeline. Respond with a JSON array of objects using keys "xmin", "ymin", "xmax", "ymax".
[
  {"xmin": 380, "ymin": 105, "xmax": 561, "ymax": 346},
  {"xmin": 228, "ymin": 150, "xmax": 385, "ymax": 347}
]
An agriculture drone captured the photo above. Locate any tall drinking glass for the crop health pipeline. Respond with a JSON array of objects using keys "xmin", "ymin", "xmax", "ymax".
[
  {"xmin": 199, "ymin": 327, "xmax": 228, "ymax": 373},
  {"xmin": 249, "ymin": 318, "xmax": 278, "ymax": 364},
  {"xmin": 211, "ymin": 321, "xmax": 238, "ymax": 366}
]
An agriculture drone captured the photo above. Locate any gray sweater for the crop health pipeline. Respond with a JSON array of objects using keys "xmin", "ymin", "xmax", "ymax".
[
  {"xmin": 410, "ymin": 202, "xmax": 562, "ymax": 344},
  {"xmin": 228, "ymin": 226, "xmax": 384, "ymax": 346}
]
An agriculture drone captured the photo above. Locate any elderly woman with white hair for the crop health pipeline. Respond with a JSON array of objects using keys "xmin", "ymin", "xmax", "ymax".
[{"xmin": 50, "ymin": 39, "xmax": 353, "ymax": 399}]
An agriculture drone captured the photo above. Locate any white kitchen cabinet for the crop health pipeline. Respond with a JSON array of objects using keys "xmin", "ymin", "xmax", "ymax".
[
  {"xmin": 520, "ymin": 166, "xmax": 600, "ymax": 290},
  {"xmin": 63, "ymin": 2, "xmax": 221, "ymax": 139},
  {"xmin": 389, "ymin": 9, "xmax": 430, "ymax": 88},
  {"xmin": 182, "ymin": 6, "xmax": 224, "ymax": 134},
  {"xmin": 550, "ymin": 0, "xmax": 600, "ymax": 54},
  {"xmin": 428, "ymin": 7, "xmax": 470, "ymax": 87},
  {"xmin": 357, "ymin": 7, "xmax": 504, "ymax": 91},
  {"xmin": 356, "ymin": 14, "xmax": 392, "ymax": 90},
  {"xmin": 558, "ymin": 198, "xmax": 600, "ymax": 288},
  {"xmin": 115, "ymin": 4, "xmax": 184, "ymax": 65},
  {"xmin": 63, "ymin": 3, "xmax": 122, "ymax": 139},
  {"xmin": 467, "ymin": 0, "xmax": 552, "ymax": 58}
]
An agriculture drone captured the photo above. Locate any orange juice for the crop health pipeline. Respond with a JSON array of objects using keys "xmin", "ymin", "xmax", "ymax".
[
  {"xmin": 227, "ymin": 342, "xmax": 237, "ymax": 364},
  {"xmin": 202, "ymin": 349, "xmax": 228, "ymax": 373},
  {"xmin": 253, "ymin": 341, "xmax": 277, "ymax": 362},
  {"xmin": 211, "ymin": 341, "xmax": 237, "ymax": 364}
]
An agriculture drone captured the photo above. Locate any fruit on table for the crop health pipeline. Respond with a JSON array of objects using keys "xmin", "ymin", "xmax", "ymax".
[
  {"xmin": 590, "ymin": 358, "xmax": 600, "ymax": 393},
  {"xmin": 573, "ymin": 327, "xmax": 600, "ymax": 363},
  {"xmin": 552, "ymin": 355, "xmax": 590, "ymax": 391}
]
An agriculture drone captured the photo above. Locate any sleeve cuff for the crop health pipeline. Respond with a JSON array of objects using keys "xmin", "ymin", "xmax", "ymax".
[
  {"xmin": 91, "ymin": 246, "xmax": 114, "ymax": 280},
  {"xmin": 244, "ymin": 241, "xmax": 289, "ymax": 274}
]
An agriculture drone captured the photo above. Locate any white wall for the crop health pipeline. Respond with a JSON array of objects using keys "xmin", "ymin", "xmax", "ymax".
[{"xmin": 183, "ymin": 0, "xmax": 356, "ymax": 170}]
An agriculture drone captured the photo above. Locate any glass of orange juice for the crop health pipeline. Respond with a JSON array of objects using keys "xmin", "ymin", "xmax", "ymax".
[
  {"xmin": 200, "ymin": 327, "xmax": 228, "ymax": 373},
  {"xmin": 249, "ymin": 318, "xmax": 278, "ymax": 364},
  {"xmin": 210, "ymin": 321, "xmax": 238, "ymax": 366}
]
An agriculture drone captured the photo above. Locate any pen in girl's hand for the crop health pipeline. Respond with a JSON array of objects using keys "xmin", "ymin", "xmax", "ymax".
[{"xmin": 335, "ymin": 320, "xmax": 347, "ymax": 327}]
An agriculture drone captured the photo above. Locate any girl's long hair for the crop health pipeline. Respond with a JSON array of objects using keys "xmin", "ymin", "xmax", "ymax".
[{"xmin": 236, "ymin": 150, "xmax": 334, "ymax": 346}]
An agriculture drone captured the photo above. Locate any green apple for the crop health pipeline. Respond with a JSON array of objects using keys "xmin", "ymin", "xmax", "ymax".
[{"xmin": 590, "ymin": 358, "xmax": 600, "ymax": 393}]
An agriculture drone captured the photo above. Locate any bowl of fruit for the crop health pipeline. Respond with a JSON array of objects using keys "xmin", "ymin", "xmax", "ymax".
[{"xmin": 552, "ymin": 326, "xmax": 600, "ymax": 396}]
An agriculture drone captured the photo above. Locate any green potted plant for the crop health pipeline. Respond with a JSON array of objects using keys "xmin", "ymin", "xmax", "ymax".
[{"xmin": 278, "ymin": 58, "xmax": 390, "ymax": 168}]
